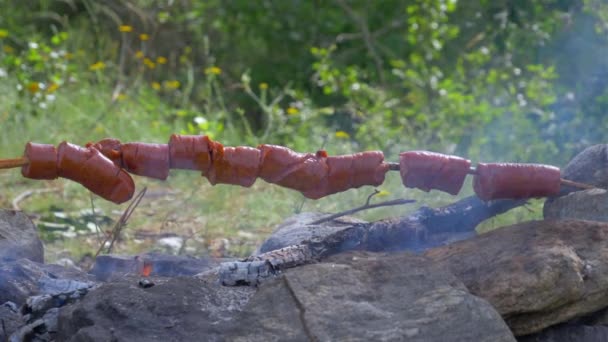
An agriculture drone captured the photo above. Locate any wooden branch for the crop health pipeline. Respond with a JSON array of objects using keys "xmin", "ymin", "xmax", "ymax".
[
  {"xmin": 0, "ymin": 157, "xmax": 28, "ymax": 169},
  {"xmin": 310, "ymin": 197, "xmax": 416, "ymax": 225}
]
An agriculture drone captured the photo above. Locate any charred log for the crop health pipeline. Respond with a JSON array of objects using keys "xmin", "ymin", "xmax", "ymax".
[{"xmin": 220, "ymin": 195, "xmax": 526, "ymax": 285}]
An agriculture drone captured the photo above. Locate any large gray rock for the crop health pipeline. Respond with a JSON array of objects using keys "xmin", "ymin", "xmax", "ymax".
[
  {"xmin": 0, "ymin": 209, "xmax": 43, "ymax": 263},
  {"xmin": 57, "ymin": 275, "xmax": 256, "ymax": 342},
  {"xmin": 560, "ymin": 144, "xmax": 608, "ymax": 192},
  {"xmin": 226, "ymin": 252, "xmax": 515, "ymax": 342},
  {"xmin": 57, "ymin": 252, "xmax": 515, "ymax": 342},
  {"xmin": 425, "ymin": 219, "xmax": 608, "ymax": 336},
  {"xmin": 544, "ymin": 188, "xmax": 608, "ymax": 221}
]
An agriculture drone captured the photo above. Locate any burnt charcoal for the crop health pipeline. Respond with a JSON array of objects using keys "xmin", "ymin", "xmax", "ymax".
[
  {"xmin": 138, "ymin": 279, "xmax": 154, "ymax": 288},
  {"xmin": 8, "ymin": 318, "xmax": 45, "ymax": 342},
  {"xmin": 219, "ymin": 260, "xmax": 277, "ymax": 286},
  {"xmin": 0, "ymin": 210, "xmax": 43, "ymax": 263},
  {"xmin": 0, "ymin": 259, "xmax": 95, "ymax": 306},
  {"xmin": 258, "ymin": 197, "xmax": 524, "ymax": 259},
  {"xmin": 257, "ymin": 212, "xmax": 368, "ymax": 254},
  {"xmin": 425, "ymin": 219, "xmax": 608, "ymax": 336},
  {"xmin": 0, "ymin": 302, "xmax": 24, "ymax": 341}
]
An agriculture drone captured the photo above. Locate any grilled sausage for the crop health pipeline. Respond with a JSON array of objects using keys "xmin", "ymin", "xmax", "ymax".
[
  {"xmin": 206, "ymin": 146, "xmax": 261, "ymax": 187},
  {"xmin": 21, "ymin": 142, "xmax": 59, "ymax": 180},
  {"xmin": 168, "ymin": 134, "xmax": 213, "ymax": 172},
  {"xmin": 88, "ymin": 138, "xmax": 122, "ymax": 165},
  {"xmin": 57, "ymin": 142, "xmax": 135, "ymax": 204},
  {"xmin": 473, "ymin": 162, "xmax": 561, "ymax": 201},
  {"xmin": 399, "ymin": 151, "xmax": 471, "ymax": 195},
  {"xmin": 120, "ymin": 143, "xmax": 170, "ymax": 180}
]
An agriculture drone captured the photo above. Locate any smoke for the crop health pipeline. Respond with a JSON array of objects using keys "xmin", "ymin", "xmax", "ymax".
[{"xmin": 457, "ymin": 8, "xmax": 608, "ymax": 168}]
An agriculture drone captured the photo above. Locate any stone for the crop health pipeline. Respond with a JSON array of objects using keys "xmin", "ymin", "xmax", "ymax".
[
  {"xmin": 0, "ymin": 302, "xmax": 23, "ymax": 340},
  {"xmin": 519, "ymin": 324, "xmax": 608, "ymax": 342},
  {"xmin": 224, "ymin": 252, "xmax": 515, "ymax": 342},
  {"xmin": 57, "ymin": 275, "xmax": 256, "ymax": 342},
  {"xmin": 0, "ymin": 259, "xmax": 96, "ymax": 306},
  {"xmin": 425, "ymin": 219, "xmax": 608, "ymax": 336},
  {"xmin": 559, "ymin": 144, "xmax": 608, "ymax": 192},
  {"xmin": 58, "ymin": 252, "xmax": 515, "ymax": 341},
  {"xmin": 543, "ymin": 188, "xmax": 608, "ymax": 221},
  {"xmin": 0, "ymin": 209, "xmax": 43, "ymax": 263}
]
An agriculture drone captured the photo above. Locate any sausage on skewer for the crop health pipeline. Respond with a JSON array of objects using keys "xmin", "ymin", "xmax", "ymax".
[
  {"xmin": 56, "ymin": 142, "xmax": 135, "ymax": 204},
  {"xmin": 89, "ymin": 139, "xmax": 170, "ymax": 180},
  {"xmin": 399, "ymin": 151, "xmax": 471, "ymax": 195},
  {"xmin": 473, "ymin": 162, "xmax": 561, "ymax": 201},
  {"xmin": 21, "ymin": 142, "xmax": 59, "ymax": 180}
]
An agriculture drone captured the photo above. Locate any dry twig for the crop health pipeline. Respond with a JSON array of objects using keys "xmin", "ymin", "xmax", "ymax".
[
  {"xmin": 310, "ymin": 196, "xmax": 416, "ymax": 225},
  {"xmin": 94, "ymin": 187, "xmax": 147, "ymax": 258},
  {"xmin": 334, "ymin": 0, "xmax": 385, "ymax": 83},
  {"xmin": 12, "ymin": 188, "xmax": 60, "ymax": 211}
]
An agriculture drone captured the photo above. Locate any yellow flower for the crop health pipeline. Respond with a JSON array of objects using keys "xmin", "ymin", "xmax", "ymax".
[
  {"xmin": 259, "ymin": 82, "xmax": 268, "ymax": 90},
  {"xmin": 134, "ymin": 50, "xmax": 144, "ymax": 59},
  {"xmin": 286, "ymin": 107, "xmax": 299, "ymax": 115},
  {"xmin": 204, "ymin": 66, "xmax": 222, "ymax": 75},
  {"xmin": 143, "ymin": 58, "xmax": 156, "ymax": 69},
  {"xmin": 46, "ymin": 83, "xmax": 59, "ymax": 93},
  {"xmin": 0, "ymin": 29, "xmax": 8, "ymax": 39},
  {"xmin": 376, "ymin": 190, "xmax": 391, "ymax": 197},
  {"xmin": 335, "ymin": 130, "xmax": 350, "ymax": 139},
  {"xmin": 89, "ymin": 61, "xmax": 106, "ymax": 71},
  {"xmin": 118, "ymin": 25, "xmax": 133, "ymax": 33},
  {"xmin": 139, "ymin": 33, "xmax": 149, "ymax": 41},
  {"xmin": 164, "ymin": 80, "xmax": 181, "ymax": 89},
  {"xmin": 64, "ymin": 52, "xmax": 74, "ymax": 59},
  {"xmin": 3, "ymin": 45, "xmax": 14, "ymax": 54},
  {"xmin": 27, "ymin": 82, "xmax": 40, "ymax": 93},
  {"xmin": 156, "ymin": 56, "xmax": 167, "ymax": 64},
  {"xmin": 151, "ymin": 82, "xmax": 161, "ymax": 90}
]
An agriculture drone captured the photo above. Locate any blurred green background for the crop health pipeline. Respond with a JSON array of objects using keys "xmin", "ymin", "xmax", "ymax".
[{"xmin": 0, "ymin": 0, "xmax": 607, "ymax": 262}]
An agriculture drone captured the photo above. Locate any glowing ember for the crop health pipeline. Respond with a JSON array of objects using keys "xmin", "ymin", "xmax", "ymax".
[{"xmin": 141, "ymin": 261, "xmax": 153, "ymax": 277}]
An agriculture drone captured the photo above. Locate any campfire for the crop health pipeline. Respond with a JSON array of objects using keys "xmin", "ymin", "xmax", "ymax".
[{"xmin": 1, "ymin": 138, "xmax": 608, "ymax": 341}]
